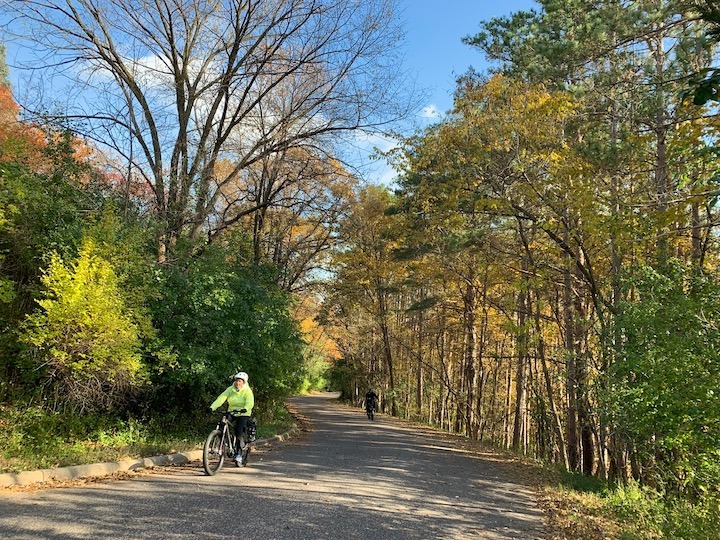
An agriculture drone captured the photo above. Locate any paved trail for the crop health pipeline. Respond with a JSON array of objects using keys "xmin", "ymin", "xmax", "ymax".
[{"xmin": 0, "ymin": 393, "xmax": 544, "ymax": 539}]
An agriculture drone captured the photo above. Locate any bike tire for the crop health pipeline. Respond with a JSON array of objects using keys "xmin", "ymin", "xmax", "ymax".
[{"xmin": 202, "ymin": 429, "xmax": 225, "ymax": 475}]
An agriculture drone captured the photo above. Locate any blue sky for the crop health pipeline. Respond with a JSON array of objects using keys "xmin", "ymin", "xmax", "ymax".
[
  {"xmin": 359, "ymin": 0, "xmax": 538, "ymax": 184},
  {"xmin": 400, "ymin": 0, "xmax": 537, "ymax": 118},
  {"xmin": 2, "ymin": 0, "xmax": 540, "ymax": 185}
]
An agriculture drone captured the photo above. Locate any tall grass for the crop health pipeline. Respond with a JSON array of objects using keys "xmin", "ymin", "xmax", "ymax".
[
  {"xmin": 554, "ymin": 471, "xmax": 720, "ymax": 540},
  {"xmin": 605, "ymin": 482, "xmax": 720, "ymax": 540},
  {"xmin": 0, "ymin": 403, "xmax": 296, "ymax": 474}
]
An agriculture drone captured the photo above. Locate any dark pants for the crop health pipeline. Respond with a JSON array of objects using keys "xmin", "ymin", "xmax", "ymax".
[{"xmin": 233, "ymin": 415, "xmax": 249, "ymax": 441}]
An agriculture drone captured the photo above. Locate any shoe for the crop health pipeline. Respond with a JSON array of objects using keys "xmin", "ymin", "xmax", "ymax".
[{"xmin": 235, "ymin": 454, "xmax": 243, "ymax": 462}]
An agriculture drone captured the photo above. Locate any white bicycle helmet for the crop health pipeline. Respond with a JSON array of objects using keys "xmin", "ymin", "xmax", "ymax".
[{"xmin": 233, "ymin": 371, "xmax": 248, "ymax": 382}]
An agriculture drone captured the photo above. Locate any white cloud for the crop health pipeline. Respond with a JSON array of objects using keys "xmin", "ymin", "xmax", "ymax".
[{"xmin": 420, "ymin": 104, "xmax": 442, "ymax": 119}]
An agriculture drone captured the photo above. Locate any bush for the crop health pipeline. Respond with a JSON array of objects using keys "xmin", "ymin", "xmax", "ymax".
[
  {"xmin": 148, "ymin": 243, "xmax": 305, "ymax": 415},
  {"xmin": 0, "ymin": 403, "xmax": 206, "ymax": 473},
  {"xmin": 606, "ymin": 262, "xmax": 720, "ymax": 495},
  {"xmin": 605, "ymin": 482, "xmax": 720, "ymax": 539},
  {"xmin": 20, "ymin": 238, "xmax": 145, "ymax": 412}
]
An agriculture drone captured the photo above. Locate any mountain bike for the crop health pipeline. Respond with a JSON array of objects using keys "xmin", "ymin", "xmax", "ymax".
[{"xmin": 202, "ymin": 411, "xmax": 252, "ymax": 476}]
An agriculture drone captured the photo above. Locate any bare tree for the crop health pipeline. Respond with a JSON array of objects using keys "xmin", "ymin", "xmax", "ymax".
[
  {"xmin": 2, "ymin": 0, "xmax": 412, "ymax": 257},
  {"xmin": 241, "ymin": 149, "xmax": 355, "ymax": 292}
]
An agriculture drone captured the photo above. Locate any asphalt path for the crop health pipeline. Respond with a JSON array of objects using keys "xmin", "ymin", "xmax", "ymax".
[{"xmin": 0, "ymin": 393, "xmax": 544, "ymax": 539}]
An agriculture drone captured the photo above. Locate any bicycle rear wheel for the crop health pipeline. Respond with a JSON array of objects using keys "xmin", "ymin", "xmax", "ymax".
[{"xmin": 202, "ymin": 429, "xmax": 225, "ymax": 475}]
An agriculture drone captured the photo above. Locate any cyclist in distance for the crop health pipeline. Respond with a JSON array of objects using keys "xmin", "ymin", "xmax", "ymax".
[
  {"xmin": 365, "ymin": 387, "xmax": 378, "ymax": 417},
  {"xmin": 208, "ymin": 371, "xmax": 254, "ymax": 463}
]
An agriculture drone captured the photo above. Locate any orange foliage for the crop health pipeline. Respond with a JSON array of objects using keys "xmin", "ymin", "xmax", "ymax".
[
  {"xmin": 0, "ymin": 86, "xmax": 48, "ymax": 169},
  {"xmin": 0, "ymin": 86, "xmax": 19, "ymax": 123},
  {"xmin": 294, "ymin": 296, "xmax": 341, "ymax": 361},
  {"xmin": 0, "ymin": 86, "xmax": 139, "ymax": 198}
]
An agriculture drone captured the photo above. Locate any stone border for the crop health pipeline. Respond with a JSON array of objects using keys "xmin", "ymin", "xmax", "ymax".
[{"xmin": 0, "ymin": 428, "xmax": 300, "ymax": 488}]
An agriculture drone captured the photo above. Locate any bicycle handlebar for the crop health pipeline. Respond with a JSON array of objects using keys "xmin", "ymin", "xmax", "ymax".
[{"xmin": 217, "ymin": 410, "xmax": 246, "ymax": 417}]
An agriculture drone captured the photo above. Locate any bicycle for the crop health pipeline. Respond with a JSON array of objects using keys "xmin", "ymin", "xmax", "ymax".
[
  {"xmin": 366, "ymin": 402, "xmax": 376, "ymax": 420},
  {"xmin": 202, "ymin": 411, "xmax": 253, "ymax": 476}
]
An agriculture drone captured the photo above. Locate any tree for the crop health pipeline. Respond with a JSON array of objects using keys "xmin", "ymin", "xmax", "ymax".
[
  {"xmin": 149, "ymin": 241, "xmax": 305, "ymax": 414},
  {"xmin": 607, "ymin": 261, "xmax": 720, "ymax": 495},
  {"xmin": 464, "ymin": 0, "xmax": 720, "ymax": 479},
  {"xmin": 217, "ymin": 146, "xmax": 356, "ymax": 293},
  {"xmin": 2, "ymin": 0, "xmax": 413, "ymax": 258},
  {"xmin": 0, "ymin": 76, "xmax": 161, "ymax": 403},
  {"xmin": 0, "ymin": 44, "xmax": 8, "ymax": 87},
  {"xmin": 393, "ymin": 73, "xmax": 583, "ymax": 454},
  {"xmin": 325, "ymin": 185, "xmax": 405, "ymax": 415},
  {"xmin": 683, "ymin": 0, "xmax": 720, "ymax": 105}
]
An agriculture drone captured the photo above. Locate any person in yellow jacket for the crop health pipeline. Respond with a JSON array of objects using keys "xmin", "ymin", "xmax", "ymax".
[{"xmin": 208, "ymin": 371, "xmax": 254, "ymax": 463}]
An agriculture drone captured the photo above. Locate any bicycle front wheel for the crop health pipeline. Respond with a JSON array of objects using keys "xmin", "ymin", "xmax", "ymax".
[{"xmin": 203, "ymin": 429, "xmax": 225, "ymax": 476}]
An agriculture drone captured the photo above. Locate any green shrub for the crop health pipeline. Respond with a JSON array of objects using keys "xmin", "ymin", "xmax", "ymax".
[
  {"xmin": 20, "ymin": 238, "xmax": 145, "ymax": 412},
  {"xmin": 603, "ymin": 481, "xmax": 720, "ymax": 540},
  {"xmin": 606, "ymin": 262, "xmax": 720, "ymax": 495},
  {"xmin": 149, "ymin": 243, "xmax": 305, "ymax": 414}
]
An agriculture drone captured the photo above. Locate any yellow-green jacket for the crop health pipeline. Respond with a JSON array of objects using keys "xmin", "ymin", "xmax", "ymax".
[{"xmin": 210, "ymin": 384, "xmax": 254, "ymax": 416}]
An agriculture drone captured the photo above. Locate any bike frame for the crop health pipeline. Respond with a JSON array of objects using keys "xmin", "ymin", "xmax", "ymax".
[{"xmin": 217, "ymin": 413, "xmax": 239, "ymax": 456}]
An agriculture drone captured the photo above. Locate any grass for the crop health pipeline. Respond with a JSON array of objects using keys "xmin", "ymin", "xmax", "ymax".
[
  {"xmin": 539, "ymin": 469, "xmax": 720, "ymax": 539},
  {"xmin": 0, "ymin": 403, "xmax": 297, "ymax": 474}
]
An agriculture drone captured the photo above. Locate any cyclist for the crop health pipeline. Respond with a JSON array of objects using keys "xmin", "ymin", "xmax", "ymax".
[
  {"xmin": 208, "ymin": 371, "xmax": 254, "ymax": 463},
  {"xmin": 365, "ymin": 387, "xmax": 378, "ymax": 416}
]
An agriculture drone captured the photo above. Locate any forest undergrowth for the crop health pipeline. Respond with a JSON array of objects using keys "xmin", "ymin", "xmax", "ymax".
[
  {"xmin": 538, "ymin": 470, "xmax": 720, "ymax": 540},
  {"xmin": 0, "ymin": 403, "xmax": 297, "ymax": 475}
]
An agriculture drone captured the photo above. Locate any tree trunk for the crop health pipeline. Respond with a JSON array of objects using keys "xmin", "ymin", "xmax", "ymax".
[
  {"xmin": 650, "ymin": 33, "xmax": 670, "ymax": 265},
  {"xmin": 462, "ymin": 279, "xmax": 477, "ymax": 437},
  {"xmin": 504, "ymin": 356, "xmax": 513, "ymax": 449},
  {"xmin": 378, "ymin": 290, "xmax": 397, "ymax": 416},
  {"xmin": 416, "ymin": 299, "xmax": 425, "ymax": 414},
  {"xmin": 564, "ymin": 218, "xmax": 580, "ymax": 471},
  {"xmin": 691, "ymin": 200, "xmax": 704, "ymax": 266},
  {"xmin": 535, "ymin": 289, "xmax": 568, "ymax": 468},
  {"xmin": 512, "ymin": 285, "xmax": 528, "ymax": 452}
]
